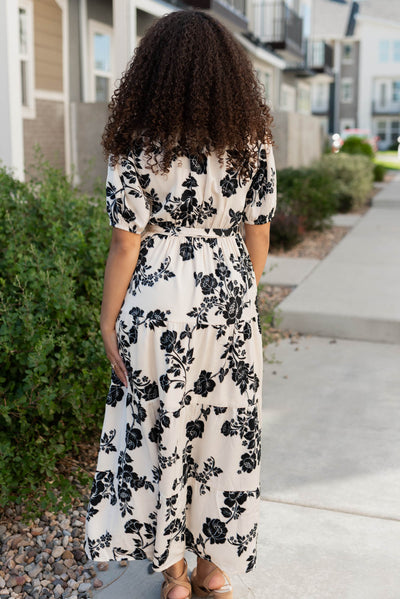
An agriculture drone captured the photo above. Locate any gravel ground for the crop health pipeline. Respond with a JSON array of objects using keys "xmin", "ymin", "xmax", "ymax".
[
  {"xmin": 270, "ymin": 225, "xmax": 350, "ymax": 260},
  {"xmin": 0, "ymin": 441, "xmax": 102, "ymax": 599}
]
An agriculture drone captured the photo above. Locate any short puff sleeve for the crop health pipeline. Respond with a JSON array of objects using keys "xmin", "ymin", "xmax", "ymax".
[
  {"xmin": 243, "ymin": 142, "xmax": 277, "ymax": 225},
  {"xmin": 105, "ymin": 154, "xmax": 151, "ymax": 234}
]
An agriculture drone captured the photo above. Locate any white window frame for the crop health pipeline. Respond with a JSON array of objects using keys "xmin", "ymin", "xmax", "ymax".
[
  {"xmin": 379, "ymin": 40, "xmax": 390, "ymax": 63},
  {"xmin": 88, "ymin": 19, "xmax": 113, "ymax": 103},
  {"xmin": 394, "ymin": 40, "xmax": 400, "ymax": 62},
  {"xmin": 18, "ymin": 0, "xmax": 35, "ymax": 119},
  {"xmin": 297, "ymin": 82, "xmax": 311, "ymax": 115},
  {"xmin": 264, "ymin": 70, "xmax": 272, "ymax": 103},
  {"xmin": 375, "ymin": 119, "xmax": 387, "ymax": 143},
  {"xmin": 342, "ymin": 42, "xmax": 353, "ymax": 64},
  {"xmin": 379, "ymin": 82, "xmax": 387, "ymax": 108},
  {"xmin": 280, "ymin": 83, "xmax": 296, "ymax": 113},
  {"xmin": 341, "ymin": 77, "xmax": 353, "ymax": 103},
  {"xmin": 392, "ymin": 80, "xmax": 400, "ymax": 103},
  {"xmin": 313, "ymin": 81, "xmax": 329, "ymax": 112}
]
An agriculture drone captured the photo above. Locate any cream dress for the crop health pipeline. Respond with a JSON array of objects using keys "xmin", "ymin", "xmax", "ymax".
[{"xmin": 84, "ymin": 139, "xmax": 276, "ymax": 575}]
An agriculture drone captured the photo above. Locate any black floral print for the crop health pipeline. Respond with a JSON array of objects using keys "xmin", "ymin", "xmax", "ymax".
[{"xmin": 85, "ymin": 140, "xmax": 276, "ymax": 575}]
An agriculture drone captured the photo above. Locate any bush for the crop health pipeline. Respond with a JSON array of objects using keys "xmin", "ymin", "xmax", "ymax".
[
  {"xmin": 0, "ymin": 151, "xmax": 110, "ymax": 516},
  {"xmin": 269, "ymin": 211, "xmax": 304, "ymax": 250},
  {"xmin": 277, "ymin": 167, "xmax": 338, "ymax": 230},
  {"xmin": 316, "ymin": 153, "xmax": 374, "ymax": 212},
  {"xmin": 373, "ymin": 163, "xmax": 386, "ymax": 182},
  {"xmin": 340, "ymin": 135, "xmax": 375, "ymax": 159}
]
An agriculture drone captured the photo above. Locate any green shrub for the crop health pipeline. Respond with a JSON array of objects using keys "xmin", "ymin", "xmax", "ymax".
[
  {"xmin": 269, "ymin": 211, "xmax": 304, "ymax": 250},
  {"xmin": 277, "ymin": 167, "xmax": 338, "ymax": 230},
  {"xmin": 373, "ymin": 163, "xmax": 386, "ymax": 182},
  {"xmin": 316, "ymin": 153, "xmax": 374, "ymax": 212},
  {"xmin": 0, "ymin": 152, "xmax": 110, "ymax": 517},
  {"xmin": 340, "ymin": 135, "xmax": 375, "ymax": 159}
]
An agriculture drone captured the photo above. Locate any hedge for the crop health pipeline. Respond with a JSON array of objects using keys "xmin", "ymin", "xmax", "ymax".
[
  {"xmin": 270, "ymin": 153, "xmax": 374, "ymax": 249},
  {"xmin": 0, "ymin": 153, "xmax": 110, "ymax": 516}
]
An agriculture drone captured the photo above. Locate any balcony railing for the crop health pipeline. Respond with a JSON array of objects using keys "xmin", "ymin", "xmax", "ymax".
[
  {"xmin": 306, "ymin": 40, "xmax": 333, "ymax": 73},
  {"xmin": 220, "ymin": 0, "xmax": 246, "ymax": 14},
  {"xmin": 252, "ymin": 1, "xmax": 303, "ymax": 59},
  {"xmin": 184, "ymin": 0, "xmax": 247, "ymax": 30},
  {"xmin": 372, "ymin": 100, "xmax": 400, "ymax": 115}
]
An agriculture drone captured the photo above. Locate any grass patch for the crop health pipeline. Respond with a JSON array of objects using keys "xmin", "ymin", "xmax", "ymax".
[{"xmin": 374, "ymin": 151, "xmax": 400, "ymax": 170}]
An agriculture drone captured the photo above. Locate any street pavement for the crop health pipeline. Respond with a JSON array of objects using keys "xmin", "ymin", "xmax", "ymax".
[{"xmin": 87, "ymin": 176, "xmax": 400, "ymax": 598}]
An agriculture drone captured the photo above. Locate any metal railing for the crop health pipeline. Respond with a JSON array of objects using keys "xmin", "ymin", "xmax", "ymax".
[
  {"xmin": 306, "ymin": 40, "xmax": 333, "ymax": 70},
  {"xmin": 372, "ymin": 100, "xmax": 400, "ymax": 115},
  {"xmin": 252, "ymin": 1, "xmax": 303, "ymax": 52},
  {"xmin": 220, "ymin": 0, "xmax": 246, "ymax": 15}
]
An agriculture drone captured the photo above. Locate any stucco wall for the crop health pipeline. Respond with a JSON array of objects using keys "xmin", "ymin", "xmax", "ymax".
[
  {"xmin": 70, "ymin": 104, "xmax": 324, "ymax": 192},
  {"xmin": 272, "ymin": 111, "xmax": 324, "ymax": 169},
  {"xmin": 70, "ymin": 101, "xmax": 109, "ymax": 191}
]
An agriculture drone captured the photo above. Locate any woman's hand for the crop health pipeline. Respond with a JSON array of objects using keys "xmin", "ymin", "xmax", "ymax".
[
  {"xmin": 101, "ymin": 326, "xmax": 128, "ymax": 388},
  {"xmin": 100, "ymin": 229, "xmax": 142, "ymax": 389}
]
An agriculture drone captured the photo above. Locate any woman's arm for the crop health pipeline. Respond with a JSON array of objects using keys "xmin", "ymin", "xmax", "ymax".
[
  {"xmin": 100, "ymin": 228, "xmax": 142, "ymax": 387},
  {"xmin": 244, "ymin": 222, "xmax": 271, "ymax": 287}
]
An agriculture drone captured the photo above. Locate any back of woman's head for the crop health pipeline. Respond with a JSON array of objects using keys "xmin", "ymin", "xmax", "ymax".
[{"xmin": 103, "ymin": 9, "xmax": 273, "ymax": 180}]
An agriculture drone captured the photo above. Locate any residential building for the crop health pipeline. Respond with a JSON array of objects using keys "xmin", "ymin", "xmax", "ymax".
[
  {"xmin": 1, "ymin": 0, "xmax": 69, "ymax": 181},
  {"xmin": 1, "ymin": 0, "xmax": 330, "ymax": 189},
  {"xmin": 356, "ymin": 1, "xmax": 400, "ymax": 149},
  {"xmin": 311, "ymin": 0, "xmax": 400, "ymax": 148}
]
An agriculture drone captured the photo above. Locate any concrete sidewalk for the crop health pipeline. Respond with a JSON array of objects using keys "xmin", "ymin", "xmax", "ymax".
[
  {"xmin": 89, "ymin": 337, "xmax": 400, "ymax": 598},
  {"xmin": 372, "ymin": 172, "xmax": 400, "ymax": 209},
  {"xmin": 277, "ymin": 177, "xmax": 400, "ymax": 343},
  {"xmin": 260, "ymin": 212, "xmax": 361, "ymax": 289},
  {"xmin": 86, "ymin": 177, "xmax": 400, "ymax": 597}
]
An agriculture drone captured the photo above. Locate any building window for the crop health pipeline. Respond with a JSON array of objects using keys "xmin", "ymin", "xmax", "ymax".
[
  {"xmin": 88, "ymin": 20, "xmax": 113, "ymax": 102},
  {"xmin": 280, "ymin": 84, "xmax": 296, "ymax": 113},
  {"xmin": 341, "ymin": 78, "xmax": 353, "ymax": 103},
  {"xmin": 379, "ymin": 82, "xmax": 387, "ymax": 107},
  {"xmin": 393, "ymin": 41, "xmax": 400, "ymax": 62},
  {"xmin": 392, "ymin": 81, "xmax": 400, "ymax": 103},
  {"xmin": 256, "ymin": 70, "xmax": 272, "ymax": 103},
  {"xmin": 379, "ymin": 40, "xmax": 390, "ymax": 63},
  {"xmin": 342, "ymin": 43, "xmax": 353, "ymax": 63},
  {"xmin": 297, "ymin": 85, "xmax": 311, "ymax": 114},
  {"xmin": 390, "ymin": 120, "xmax": 400, "ymax": 144},
  {"xmin": 18, "ymin": 0, "xmax": 35, "ymax": 117},
  {"xmin": 377, "ymin": 120, "xmax": 386, "ymax": 138},
  {"xmin": 264, "ymin": 72, "xmax": 271, "ymax": 101},
  {"xmin": 315, "ymin": 82, "xmax": 327, "ymax": 110}
]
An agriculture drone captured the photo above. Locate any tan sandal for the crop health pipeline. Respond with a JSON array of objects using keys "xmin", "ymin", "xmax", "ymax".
[
  {"xmin": 161, "ymin": 558, "xmax": 192, "ymax": 599},
  {"xmin": 191, "ymin": 564, "xmax": 233, "ymax": 598}
]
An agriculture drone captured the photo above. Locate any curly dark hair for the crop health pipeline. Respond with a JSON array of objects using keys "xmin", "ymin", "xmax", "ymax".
[{"xmin": 102, "ymin": 9, "xmax": 273, "ymax": 182}]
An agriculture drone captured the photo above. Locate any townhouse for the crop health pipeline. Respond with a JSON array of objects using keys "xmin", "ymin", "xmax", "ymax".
[{"xmin": 1, "ymin": 0, "xmax": 332, "ymax": 188}]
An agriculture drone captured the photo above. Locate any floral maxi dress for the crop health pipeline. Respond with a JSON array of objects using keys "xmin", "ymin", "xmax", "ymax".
[{"xmin": 84, "ymin": 140, "xmax": 277, "ymax": 575}]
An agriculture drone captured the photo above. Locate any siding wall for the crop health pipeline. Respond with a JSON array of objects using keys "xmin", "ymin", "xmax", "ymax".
[
  {"xmin": 34, "ymin": 0, "xmax": 63, "ymax": 92},
  {"xmin": 23, "ymin": 0, "xmax": 65, "ymax": 176}
]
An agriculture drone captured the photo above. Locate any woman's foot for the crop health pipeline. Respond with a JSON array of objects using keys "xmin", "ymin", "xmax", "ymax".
[
  {"xmin": 196, "ymin": 557, "xmax": 229, "ymax": 591},
  {"xmin": 162, "ymin": 558, "xmax": 191, "ymax": 599}
]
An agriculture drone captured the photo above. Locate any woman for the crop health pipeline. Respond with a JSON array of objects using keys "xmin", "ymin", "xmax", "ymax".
[{"xmin": 84, "ymin": 9, "xmax": 276, "ymax": 599}]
